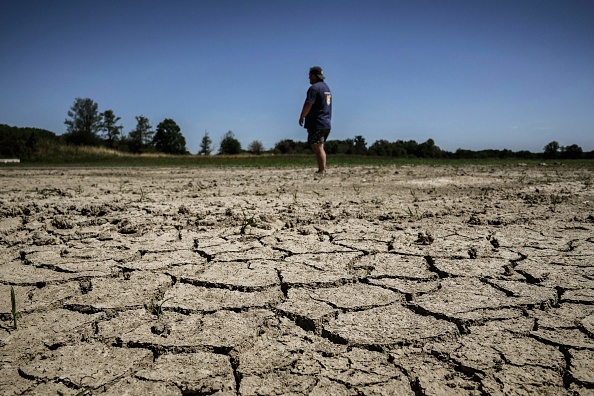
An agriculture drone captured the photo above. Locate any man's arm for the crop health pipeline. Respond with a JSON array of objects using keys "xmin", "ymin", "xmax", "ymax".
[{"xmin": 299, "ymin": 101, "xmax": 313, "ymax": 126}]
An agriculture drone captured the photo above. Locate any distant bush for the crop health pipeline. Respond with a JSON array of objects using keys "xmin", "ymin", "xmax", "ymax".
[{"xmin": 248, "ymin": 140, "xmax": 264, "ymax": 155}]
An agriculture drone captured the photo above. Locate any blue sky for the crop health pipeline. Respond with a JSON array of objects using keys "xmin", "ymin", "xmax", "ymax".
[{"xmin": 1, "ymin": 0, "xmax": 593, "ymax": 153}]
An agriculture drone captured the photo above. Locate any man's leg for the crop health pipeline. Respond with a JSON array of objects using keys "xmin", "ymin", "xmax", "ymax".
[{"xmin": 311, "ymin": 143, "xmax": 326, "ymax": 172}]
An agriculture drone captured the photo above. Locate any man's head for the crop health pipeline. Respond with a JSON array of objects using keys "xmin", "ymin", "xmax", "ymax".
[{"xmin": 309, "ymin": 66, "xmax": 325, "ymax": 83}]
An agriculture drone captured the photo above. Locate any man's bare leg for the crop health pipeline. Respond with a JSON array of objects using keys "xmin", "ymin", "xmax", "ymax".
[{"xmin": 311, "ymin": 143, "xmax": 326, "ymax": 173}]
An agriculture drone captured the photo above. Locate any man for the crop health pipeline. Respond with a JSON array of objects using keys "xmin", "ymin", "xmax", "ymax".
[{"xmin": 299, "ymin": 66, "xmax": 332, "ymax": 175}]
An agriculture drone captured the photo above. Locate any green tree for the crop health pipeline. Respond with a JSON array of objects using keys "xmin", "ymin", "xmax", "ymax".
[
  {"xmin": 100, "ymin": 109, "xmax": 122, "ymax": 148},
  {"xmin": 64, "ymin": 97, "xmax": 102, "ymax": 146},
  {"xmin": 353, "ymin": 135, "xmax": 367, "ymax": 155},
  {"xmin": 248, "ymin": 140, "xmax": 264, "ymax": 154},
  {"xmin": 561, "ymin": 144, "xmax": 583, "ymax": 159},
  {"xmin": 219, "ymin": 131, "xmax": 241, "ymax": 155},
  {"xmin": 543, "ymin": 141, "xmax": 560, "ymax": 159},
  {"xmin": 128, "ymin": 115, "xmax": 153, "ymax": 153},
  {"xmin": 343, "ymin": 138, "xmax": 355, "ymax": 154},
  {"xmin": 417, "ymin": 138, "xmax": 443, "ymax": 158},
  {"xmin": 199, "ymin": 131, "xmax": 213, "ymax": 155},
  {"xmin": 153, "ymin": 118, "xmax": 187, "ymax": 154},
  {"xmin": 324, "ymin": 140, "xmax": 339, "ymax": 154},
  {"xmin": 368, "ymin": 139, "xmax": 389, "ymax": 156},
  {"xmin": 274, "ymin": 139, "xmax": 297, "ymax": 154},
  {"xmin": 402, "ymin": 140, "xmax": 419, "ymax": 157}
]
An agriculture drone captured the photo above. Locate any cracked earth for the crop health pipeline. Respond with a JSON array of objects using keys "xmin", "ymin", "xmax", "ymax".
[{"xmin": 1, "ymin": 164, "xmax": 593, "ymax": 395}]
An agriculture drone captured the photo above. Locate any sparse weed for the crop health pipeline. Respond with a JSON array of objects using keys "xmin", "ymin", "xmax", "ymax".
[
  {"xmin": 353, "ymin": 185, "xmax": 361, "ymax": 195},
  {"xmin": 240, "ymin": 207, "xmax": 257, "ymax": 235},
  {"xmin": 119, "ymin": 180, "xmax": 129, "ymax": 192},
  {"xmin": 549, "ymin": 194, "xmax": 562, "ymax": 212},
  {"xmin": 149, "ymin": 297, "xmax": 172, "ymax": 320},
  {"xmin": 75, "ymin": 184, "xmax": 84, "ymax": 194},
  {"xmin": 405, "ymin": 206, "xmax": 425, "ymax": 220},
  {"xmin": 371, "ymin": 197, "xmax": 383, "ymax": 205},
  {"xmin": 139, "ymin": 187, "xmax": 145, "ymax": 202},
  {"xmin": 410, "ymin": 189, "xmax": 418, "ymax": 202}
]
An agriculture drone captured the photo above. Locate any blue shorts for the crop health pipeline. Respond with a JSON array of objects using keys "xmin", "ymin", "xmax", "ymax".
[{"xmin": 307, "ymin": 129, "xmax": 330, "ymax": 145}]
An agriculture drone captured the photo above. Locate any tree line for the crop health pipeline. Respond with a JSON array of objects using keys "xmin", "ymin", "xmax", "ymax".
[
  {"xmin": 1, "ymin": 97, "xmax": 592, "ymax": 160},
  {"xmin": 61, "ymin": 97, "xmax": 188, "ymax": 154}
]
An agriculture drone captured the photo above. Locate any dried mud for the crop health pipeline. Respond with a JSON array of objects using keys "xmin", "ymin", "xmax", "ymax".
[{"xmin": 1, "ymin": 164, "xmax": 593, "ymax": 395}]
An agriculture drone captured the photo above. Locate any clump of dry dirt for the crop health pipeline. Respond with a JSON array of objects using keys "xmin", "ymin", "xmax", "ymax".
[{"xmin": 1, "ymin": 164, "xmax": 593, "ymax": 395}]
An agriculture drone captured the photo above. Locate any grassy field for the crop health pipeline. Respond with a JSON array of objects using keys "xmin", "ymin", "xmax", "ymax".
[
  {"xmin": 1, "ymin": 145, "xmax": 593, "ymax": 168},
  {"xmin": 0, "ymin": 155, "xmax": 579, "ymax": 168}
]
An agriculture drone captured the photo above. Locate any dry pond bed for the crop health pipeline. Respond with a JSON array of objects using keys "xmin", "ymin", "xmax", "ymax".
[{"xmin": 1, "ymin": 164, "xmax": 593, "ymax": 395}]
